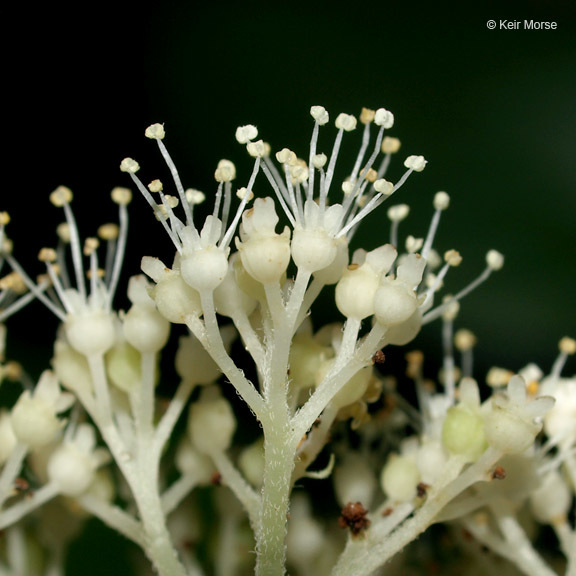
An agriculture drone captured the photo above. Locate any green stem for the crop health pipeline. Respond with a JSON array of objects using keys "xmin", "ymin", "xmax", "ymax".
[{"xmin": 255, "ymin": 419, "xmax": 295, "ymax": 576}]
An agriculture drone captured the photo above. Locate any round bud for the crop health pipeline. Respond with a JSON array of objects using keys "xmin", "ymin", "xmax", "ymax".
[
  {"xmin": 291, "ymin": 228, "xmax": 338, "ymax": 273},
  {"xmin": 326, "ymin": 363, "xmax": 372, "ymax": 409},
  {"xmin": 175, "ymin": 438, "xmax": 214, "ymax": 484},
  {"xmin": 238, "ymin": 438, "xmax": 265, "ymax": 488},
  {"xmin": 123, "ymin": 305, "xmax": 170, "ymax": 354},
  {"xmin": 334, "ymin": 453, "xmax": 377, "ymax": 508},
  {"xmin": 11, "ymin": 393, "xmax": 63, "ymax": 448},
  {"xmin": 65, "ymin": 311, "xmax": 116, "ymax": 356},
  {"xmin": 151, "ymin": 272, "xmax": 202, "ymax": 323},
  {"xmin": 380, "ymin": 454, "xmax": 420, "ymax": 502},
  {"xmin": 442, "ymin": 406, "xmax": 487, "ymax": 461},
  {"xmin": 180, "ymin": 247, "xmax": 229, "ymax": 292},
  {"xmin": 213, "ymin": 258, "xmax": 258, "ymax": 318},
  {"xmin": 530, "ymin": 469, "xmax": 572, "ymax": 523},
  {"xmin": 374, "ymin": 282, "xmax": 418, "ymax": 327},
  {"xmin": 335, "ymin": 265, "xmax": 379, "ymax": 320},
  {"xmin": 188, "ymin": 387, "xmax": 236, "ymax": 454},
  {"xmin": 175, "ymin": 334, "xmax": 222, "ymax": 386},
  {"xmin": 106, "ymin": 342, "xmax": 141, "ymax": 393},
  {"xmin": 47, "ymin": 441, "xmax": 96, "ymax": 496}
]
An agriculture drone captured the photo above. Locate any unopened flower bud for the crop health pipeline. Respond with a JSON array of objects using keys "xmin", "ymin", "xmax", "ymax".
[
  {"xmin": 380, "ymin": 454, "xmax": 420, "ymax": 502},
  {"xmin": 530, "ymin": 469, "xmax": 572, "ymax": 523},
  {"xmin": 188, "ymin": 387, "xmax": 236, "ymax": 454},
  {"xmin": 442, "ymin": 406, "xmax": 487, "ymax": 461}
]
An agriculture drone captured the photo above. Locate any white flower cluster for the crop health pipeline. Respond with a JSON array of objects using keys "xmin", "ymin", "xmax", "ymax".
[{"xmin": 0, "ymin": 106, "xmax": 573, "ymax": 576}]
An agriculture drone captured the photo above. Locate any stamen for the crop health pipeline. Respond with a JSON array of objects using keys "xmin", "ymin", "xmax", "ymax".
[
  {"xmin": 145, "ymin": 124, "xmax": 194, "ymax": 227},
  {"xmin": 260, "ymin": 161, "xmax": 297, "ymax": 228},
  {"xmin": 220, "ymin": 157, "xmax": 261, "ymax": 249},
  {"xmin": 422, "ymin": 192, "xmax": 450, "ymax": 260},
  {"xmin": 550, "ymin": 337, "xmax": 576, "ymax": 380},
  {"xmin": 121, "ymin": 160, "xmax": 184, "ymax": 252},
  {"xmin": 50, "ymin": 187, "xmax": 86, "ymax": 302},
  {"xmin": 422, "ymin": 250, "xmax": 504, "ymax": 324}
]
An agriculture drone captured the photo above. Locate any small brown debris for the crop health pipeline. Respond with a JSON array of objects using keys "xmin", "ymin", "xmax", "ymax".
[
  {"xmin": 417, "ymin": 482, "xmax": 430, "ymax": 498},
  {"xmin": 372, "ymin": 350, "xmax": 386, "ymax": 364},
  {"xmin": 338, "ymin": 502, "xmax": 371, "ymax": 536},
  {"xmin": 210, "ymin": 472, "xmax": 222, "ymax": 485},
  {"xmin": 491, "ymin": 466, "xmax": 506, "ymax": 480},
  {"xmin": 13, "ymin": 477, "xmax": 30, "ymax": 493}
]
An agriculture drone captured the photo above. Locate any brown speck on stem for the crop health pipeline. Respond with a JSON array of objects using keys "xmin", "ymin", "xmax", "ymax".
[
  {"xmin": 372, "ymin": 350, "xmax": 386, "ymax": 364},
  {"xmin": 338, "ymin": 502, "xmax": 371, "ymax": 536},
  {"xmin": 491, "ymin": 466, "xmax": 506, "ymax": 480},
  {"xmin": 417, "ymin": 482, "xmax": 430, "ymax": 498},
  {"xmin": 211, "ymin": 472, "xmax": 222, "ymax": 485}
]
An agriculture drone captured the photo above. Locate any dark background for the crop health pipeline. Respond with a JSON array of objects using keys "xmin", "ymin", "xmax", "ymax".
[{"xmin": 2, "ymin": 1, "xmax": 576, "ymax": 573}]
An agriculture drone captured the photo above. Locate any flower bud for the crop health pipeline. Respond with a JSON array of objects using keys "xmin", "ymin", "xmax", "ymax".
[
  {"xmin": 175, "ymin": 437, "xmax": 215, "ymax": 484},
  {"xmin": 48, "ymin": 442, "xmax": 95, "ymax": 496},
  {"xmin": 334, "ymin": 453, "xmax": 377, "ymax": 508},
  {"xmin": 188, "ymin": 387, "xmax": 236, "ymax": 454},
  {"xmin": 175, "ymin": 333, "xmax": 223, "ymax": 386},
  {"xmin": 374, "ymin": 281, "xmax": 418, "ymax": 327},
  {"xmin": 213, "ymin": 256, "xmax": 258, "ymax": 318},
  {"xmin": 291, "ymin": 227, "xmax": 337, "ymax": 273},
  {"xmin": 180, "ymin": 247, "xmax": 229, "ymax": 293},
  {"xmin": 322, "ymin": 362, "xmax": 372, "ymax": 409},
  {"xmin": 442, "ymin": 406, "xmax": 487, "ymax": 461},
  {"xmin": 65, "ymin": 311, "xmax": 116, "ymax": 356},
  {"xmin": 380, "ymin": 454, "xmax": 420, "ymax": 502},
  {"xmin": 106, "ymin": 342, "xmax": 141, "ymax": 393},
  {"xmin": 13, "ymin": 370, "xmax": 74, "ymax": 444},
  {"xmin": 238, "ymin": 438, "xmax": 265, "ymax": 488},
  {"xmin": 530, "ymin": 469, "xmax": 572, "ymax": 524},
  {"xmin": 236, "ymin": 198, "xmax": 291, "ymax": 284},
  {"xmin": 47, "ymin": 425, "xmax": 104, "ymax": 496},
  {"xmin": 122, "ymin": 276, "xmax": 170, "ymax": 352},
  {"xmin": 149, "ymin": 270, "xmax": 202, "ymax": 324}
]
